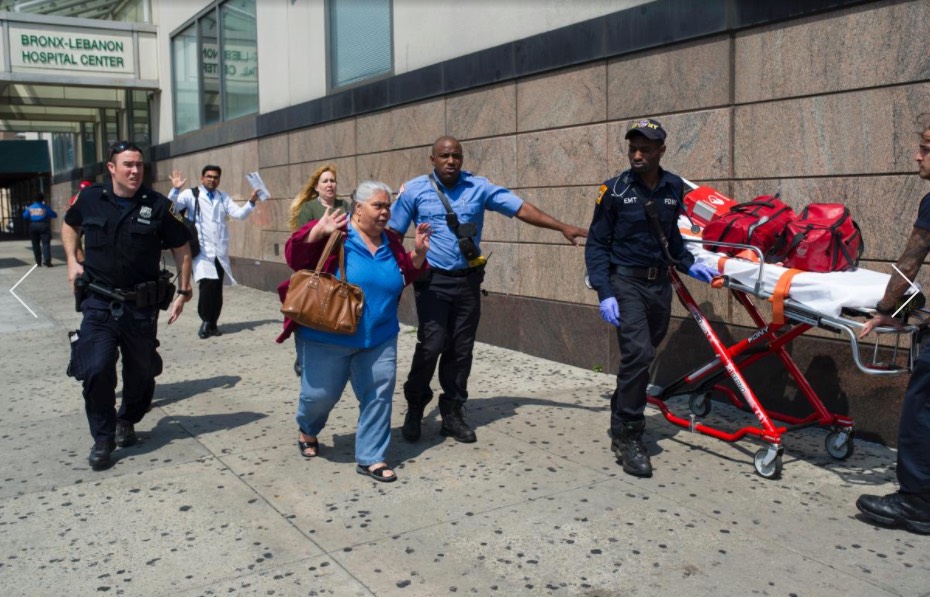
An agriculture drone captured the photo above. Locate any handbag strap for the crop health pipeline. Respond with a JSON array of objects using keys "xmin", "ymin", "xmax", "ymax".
[{"xmin": 314, "ymin": 231, "xmax": 345, "ymax": 273}]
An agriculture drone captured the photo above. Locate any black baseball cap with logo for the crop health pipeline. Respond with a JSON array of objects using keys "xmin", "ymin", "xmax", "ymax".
[{"xmin": 624, "ymin": 118, "xmax": 667, "ymax": 142}]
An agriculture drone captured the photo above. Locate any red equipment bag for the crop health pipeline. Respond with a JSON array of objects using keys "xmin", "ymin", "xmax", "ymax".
[
  {"xmin": 777, "ymin": 203, "xmax": 863, "ymax": 272},
  {"xmin": 702, "ymin": 195, "xmax": 795, "ymax": 256},
  {"xmin": 684, "ymin": 186, "xmax": 737, "ymax": 228}
]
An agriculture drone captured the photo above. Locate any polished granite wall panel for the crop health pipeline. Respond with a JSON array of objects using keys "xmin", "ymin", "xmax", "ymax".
[
  {"xmin": 735, "ymin": 0, "xmax": 930, "ymax": 104},
  {"xmin": 511, "ymin": 243, "xmax": 594, "ymax": 306},
  {"xmin": 606, "ymin": 35, "xmax": 731, "ymax": 120},
  {"xmin": 517, "ymin": 63, "xmax": 607, "ymax": 132},
  {"xmin": 498, "ymin": 186, "xmax": 595, "ymax": 244},
  {"xmin": 517, "ymin": 124, "xmax": 608, "ymax": 188},
  {"xmin": 288, "ymin": 119, "xmax": 356, "ymax": 164},
  {"xmin": 356, "ymin": 147, "xmax": 425, "ymax": 191},
  {"xmin": 258, "ymin": 165, "xmax": 291, "ymax": 202},
  {"xmin": 258, "ymin": 133, "xmax": 289, "ymax": 169},
  {"xmin": 356, "ymin": 98, "xmax": 445, "ymax": 154},
  {"xmin": 607, "ymin": 109, "xmax": 731, "ymax": 182},
  {"xmin": 461, "ymin": 136, "xmax": 518, "ymax": 190},
  {"xmin": 261, "ymin": 229, "xmax": 291, "ymax": 265},
  {"xmin": 733, "ymin": 84, "xmax": 930, "ymax": 180},
  {"xmin": 446, "ymin": 82, "xmax": 517, "ymax": 141}
]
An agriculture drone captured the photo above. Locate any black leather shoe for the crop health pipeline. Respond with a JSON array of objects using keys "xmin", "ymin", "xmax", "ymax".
[
  {"xmin": 209, "ymin": 324, "xmax": 222, "ymax": 337},
  {"xmin": 44, "ymin": 262, "xmax": 53, "ymax": 267},
  {"xmin": 89, "ymin": 440, "xmax": 115, "ymax": 471},
  {"xmin": 857, "ymin": 492, "xmax": 930, "ymax": 534},
  {"xmin": 614, "ymin": 420, "xmax": 653, "ymax": 478},
  {"xmin": 198, "ymin": 322, "xmax": 211, "ymax": 339},
  {"xmin": 115, "ymin": 422, "xmax": 137, "ymax": 448},
  {"xmin": 438, "ymin": 398, "xmax": 477, "ymax": 443},
  {"xmin": 402, "ymin": 402, "xmax": 427, "ymax": 442}
]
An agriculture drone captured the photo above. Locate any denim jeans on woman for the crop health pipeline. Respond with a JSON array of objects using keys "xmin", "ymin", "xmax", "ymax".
[{"xmin": 295, "ymin": 334, "xmax": 397, "ymax": 467}]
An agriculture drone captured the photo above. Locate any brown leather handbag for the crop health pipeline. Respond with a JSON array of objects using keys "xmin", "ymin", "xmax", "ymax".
[{"xmin": 281, "ymin": 231, "xmax": 364, "ymax": 334}]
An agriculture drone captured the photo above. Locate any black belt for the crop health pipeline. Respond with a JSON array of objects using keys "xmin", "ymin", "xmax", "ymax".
[
  {"xmin": 612, "ymin": 265, "xmax": 668, "ymax": 281},
  {"xmin": 433, "ymin": 267, "xmax": 479, "ymax": 278},
  {"xmin": 89, "ymin": 285, "xmax": 136, "ymax": 302}
]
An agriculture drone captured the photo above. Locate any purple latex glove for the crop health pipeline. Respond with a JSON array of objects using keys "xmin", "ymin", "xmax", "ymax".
[
  {"xmin": 688, "ymin": 262, "xmax": 717, "ymax": 283},
  {"xmin": 599, "ymin": 297, "xmax": 620, "ymax": 326}
]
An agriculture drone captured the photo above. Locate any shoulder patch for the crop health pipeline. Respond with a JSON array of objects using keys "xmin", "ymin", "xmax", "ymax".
[
  {"xmin": 596, "ymin": 184, "xmax": 608, "ymax": 205},
  {"xmin": 397, "ymin": 183, "xmax": 406, "ymax": 195},
  {"xmin": 168, "ymin": 202, "xmax": 184, "ymax": 223}
]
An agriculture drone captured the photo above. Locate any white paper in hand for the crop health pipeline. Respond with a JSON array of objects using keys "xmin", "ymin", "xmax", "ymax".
[{"xmin": 246, "ymin": 172, "xmax": 271, "ymax": 201}]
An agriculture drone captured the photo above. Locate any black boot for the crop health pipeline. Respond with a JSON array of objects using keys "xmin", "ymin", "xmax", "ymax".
[
  {"xmin": 88, "ymin": 440, "xmax": 116, "ymax": 471},
  {"xmin": 611, "ymin": 420, "xmax": 652, "ymax": 477},
  {"xmin": 401, "ymin": 396, "xmax": 432, "ymax": 442},
  {"xmin": 439, "ymin": 397, "xmax": 477, "ymax": 443}
]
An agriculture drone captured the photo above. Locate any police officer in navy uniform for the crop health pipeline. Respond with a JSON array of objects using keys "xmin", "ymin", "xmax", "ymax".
[
  {"xmin": 855, "ymin": 119, "xmax": 930, "ymax": 534},
  {"xmin": 585, "ymin": 119, "xmax": 716, "ymax": 477},
  {"xmin": 22, "ymin": 192, "xmax": 57, "ymax": 266},
  {"xmin": 62, "ymin": 141, "xmax": 193, "ymax": 471}
]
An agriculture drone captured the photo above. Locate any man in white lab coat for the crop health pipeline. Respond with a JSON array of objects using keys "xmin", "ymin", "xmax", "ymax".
[{"xmin": 169, "ymin": 165, "xmax": 259, "ymax": 338}]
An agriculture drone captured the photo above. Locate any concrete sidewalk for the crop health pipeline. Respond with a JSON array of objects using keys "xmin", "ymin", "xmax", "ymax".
[{"xmin": 0, "ymin": 239, "xmax": 926, "ymax": 597}]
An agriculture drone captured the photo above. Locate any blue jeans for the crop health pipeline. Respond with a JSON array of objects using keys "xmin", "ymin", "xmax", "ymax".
[{"xmin": 295, "ymin": 334, "xmax": 397, "ymax": 466}]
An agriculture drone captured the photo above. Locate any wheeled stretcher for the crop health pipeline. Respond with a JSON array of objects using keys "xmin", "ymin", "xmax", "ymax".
[{"xmin": 646, "ymin": 214, "xmax": 929, "ymax": 479}]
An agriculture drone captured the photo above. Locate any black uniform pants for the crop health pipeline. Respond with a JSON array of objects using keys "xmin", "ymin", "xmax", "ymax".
[
  {"xmin": 74, "ymin": 295, "xmax": 162, "ymax": 443},
  {"xmin": 29, "ymin": 222, "xmax": 51, "ymax": 265},
  {"xmin": 404, "ymin": 270, "xmax": 482, "ymax": 405},
  {"xmin": 198, "ymin": 258, "xmax": 225, "ymax": 326},
  {"xmin": 896, "ymin": 339, "xmax": 930, "ymax": 495},
  {"xmin": 609, "ymin": 273, "xmax": 672, "ymax": 435}
]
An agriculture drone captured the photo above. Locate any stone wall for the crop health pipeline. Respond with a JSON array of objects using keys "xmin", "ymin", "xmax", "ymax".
[{"xmin": 154, "ymin": 0, "xmax": 929, "ymax": 445}]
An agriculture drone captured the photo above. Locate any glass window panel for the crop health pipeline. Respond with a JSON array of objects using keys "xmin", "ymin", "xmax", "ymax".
[
  {"xmin": 172, "ymin": 23, "xmax": 200, "ymax": 135},
  {"xmin": 329, "ymin": 0, "xmax": 392, "ymax": 88},
  {"xmin": 131, "ymin": 90, "xmax": 151, "ymax": 151},
  {"xmin": 221, "ymin": 0, "xmax": 259, "ymax": 120},
  {"xmin": 201, "ymin": 10, "xmax": 221, "ymax": 126}
]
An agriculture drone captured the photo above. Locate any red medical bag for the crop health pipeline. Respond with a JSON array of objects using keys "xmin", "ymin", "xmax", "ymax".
[
  {"xmin": 702, "ymin": 195, "xmax": 796, "ymax": 256},
  {"xmin": 684, "ymin": 186, "xmax": 737, "ymax": 228},
  {"xmin": 777, "ymin": 203, "xmax": 862, "ymax": 272}
]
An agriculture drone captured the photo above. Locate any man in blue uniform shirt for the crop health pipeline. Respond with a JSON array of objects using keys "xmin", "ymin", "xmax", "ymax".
[
  {"xmin": 856, "ymin": 119, "xmax": 930, "ymax": 534},
  {"xmin": 22, "ymin": 192, "xmax": 57, "ymax": 267},
  {"xmin": 585, "ymin": 119, "xmax": 716, "ymax": 478},
  {"xmin": 389, "ymin": 136, "xmax": 588, "ymax": 444},
  {"xmin": 62, "ymin": 141, "xmax": 193, "ymax": 471}
]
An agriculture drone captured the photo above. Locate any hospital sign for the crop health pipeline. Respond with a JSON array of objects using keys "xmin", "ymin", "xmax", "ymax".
[{"xmin": 9, "ymin": 23, "xmax": 134, "ymax": 75}]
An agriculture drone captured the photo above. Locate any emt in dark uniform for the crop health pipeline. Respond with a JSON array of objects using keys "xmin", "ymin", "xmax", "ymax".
[
  {"xmin": 856, "ymin": 120, "xmax": 930, "ymax": 534},
  {"xmin": 62, "ymin": 141, "xmax": 193, "ymax": 472},
  {"xmin": 389, "ymin": 136, "xmax": 588, "ymax": 444},
  {"xmin": 22, "ymin": 192, "xmax": 57, "ymax": 266},
  {"xmin": 585, "ymin": 119, "xmax": 716, "ymax": 478}
]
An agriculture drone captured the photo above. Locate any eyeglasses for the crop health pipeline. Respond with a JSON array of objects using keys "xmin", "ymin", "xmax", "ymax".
[{"xmin": 107, "ymin": 141, "xmax": 143, "ymax": 163}]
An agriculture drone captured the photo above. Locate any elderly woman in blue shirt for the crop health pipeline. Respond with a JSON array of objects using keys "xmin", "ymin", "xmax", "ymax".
[{"xmin": 279, "ymin": 180, "xmax": 430, "ymax": 482}]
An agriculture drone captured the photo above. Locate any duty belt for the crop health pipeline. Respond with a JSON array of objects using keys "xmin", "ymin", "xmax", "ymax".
[
  {"xmin": 88, "ymin": 283, "xmax": 136, "ymax": 302},
  {"xmin": 612, "ymin": 265, "xmax": 668, "ymax": 281},
  {"xmin": 433, "ymin": 267, "xmax": 480, "ymax": 278}
]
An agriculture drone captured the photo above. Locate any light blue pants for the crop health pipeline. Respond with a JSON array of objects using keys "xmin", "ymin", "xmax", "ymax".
[{"xmin": 295, "ymin": 334, "xmax": 397, "ymax": 467}]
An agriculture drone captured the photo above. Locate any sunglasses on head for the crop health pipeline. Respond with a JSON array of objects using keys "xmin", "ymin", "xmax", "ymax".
[{"xmin": 107, "ymin": 141, "xmax": 143, "ymax": 162}]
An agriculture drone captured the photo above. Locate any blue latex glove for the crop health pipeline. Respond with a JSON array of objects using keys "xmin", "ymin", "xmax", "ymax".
[
  {"xmin": 688, "ymin": 262, "xmax": 717, "ymax": 283},
  {"xmin": 599, "ymin": 297, "xmax": 620, "ymax": 326}
]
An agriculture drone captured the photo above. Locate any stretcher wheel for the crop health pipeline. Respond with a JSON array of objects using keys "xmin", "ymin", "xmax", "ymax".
[
  {"xmin": 824, "ymin": 429, "xmax": 855, "ymax": 460},
  {"xmin": 688, "ymin": 392, "xmax": 712, "ymax": 417},
  {"xmin": 753, "ymin": 447, "xmax": 783, "ymax": 479}
]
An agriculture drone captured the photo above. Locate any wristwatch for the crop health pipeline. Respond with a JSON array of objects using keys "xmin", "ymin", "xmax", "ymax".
[{"xmin": 177, "ymin": 289, "xmax": 192, "ymax": 297}]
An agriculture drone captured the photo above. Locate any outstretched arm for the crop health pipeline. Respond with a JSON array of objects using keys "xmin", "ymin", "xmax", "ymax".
[{"xmin": 515, "ymin": 202, "xmax": 588, "ymax": 245}]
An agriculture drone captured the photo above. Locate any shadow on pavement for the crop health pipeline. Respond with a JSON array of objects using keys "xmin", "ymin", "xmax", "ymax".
[{"xmin": 152, "ymin": 374, "xmax": 242, "ymax": 406}]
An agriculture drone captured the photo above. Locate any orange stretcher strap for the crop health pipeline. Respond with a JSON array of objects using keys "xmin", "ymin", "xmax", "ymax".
[{"xmin": 770, "ymin": 268, "xmax": 804, "ymax": 325}]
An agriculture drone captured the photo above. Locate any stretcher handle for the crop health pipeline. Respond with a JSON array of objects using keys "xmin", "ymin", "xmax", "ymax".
[{"xmin": 683, "ymin": 238, "xmax": 767, "ymax": 295}]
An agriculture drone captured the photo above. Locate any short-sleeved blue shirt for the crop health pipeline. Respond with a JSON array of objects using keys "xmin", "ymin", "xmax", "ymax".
[
  {"xmin": 915, "ymin": 192, "xmax": 930, "ymax": 231},
  {"xmin": 296, "ymin": 223, "xmax": 405, "ymax": 349},
  {"xmin": 388, "ymin": 170, "xmax": 524, "ymax": 270}
]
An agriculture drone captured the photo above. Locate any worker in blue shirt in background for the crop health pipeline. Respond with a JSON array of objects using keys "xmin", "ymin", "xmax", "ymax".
[
  {"xmin": 22, "ymin": 192, "xmax": 57, "ymax": 267},
  {"xmin": 585, "ymin": 119, "xmax": 716, "ymax": 478},
  {"xmin": 389, "ymin": 136, "xmax": 588, "ymax": 445}
]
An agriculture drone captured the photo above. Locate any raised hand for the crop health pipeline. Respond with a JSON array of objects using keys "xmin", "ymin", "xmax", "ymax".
[
  {"xmin": 414, "ymin": 222, "xmax": 431, "ymax": 257},
  {"xmin": 170, "ymin": 170, "xmax": 187, "ymax": 190}
]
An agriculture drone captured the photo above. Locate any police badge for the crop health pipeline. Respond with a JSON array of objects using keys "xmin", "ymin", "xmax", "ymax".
[{"xmin": 139, "ymin": 206, "xmax": 153, "ymax": 219}]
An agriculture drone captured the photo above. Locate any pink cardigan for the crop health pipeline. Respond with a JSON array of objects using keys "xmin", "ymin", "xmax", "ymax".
[{"xmin": 275, "ymin": 220, "xmax": 427, "ymax": 343}]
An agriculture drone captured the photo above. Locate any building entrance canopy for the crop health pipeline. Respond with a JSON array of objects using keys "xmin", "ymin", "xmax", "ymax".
[{"xmin": 0, "ymin": 11, "xmax": 157, "ymax": 134}]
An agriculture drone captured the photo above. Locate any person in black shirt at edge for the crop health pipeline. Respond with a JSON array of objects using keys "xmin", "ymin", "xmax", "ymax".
[
  {"xmin": 585, "ymin": 119, "xmax": 716, "ymax": 478},
  {"xmin": 62, "ymin": 141, "xmax": 193, "ymax": 471},
  {"xmin": 856, "ymin": 117, "xmax": 930, "ymax": 534}
]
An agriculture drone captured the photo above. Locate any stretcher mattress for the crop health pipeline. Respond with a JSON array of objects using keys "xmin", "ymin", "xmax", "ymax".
[{"xmin": 679, "ymin": 216, "xmax": 908, "ymax": 318}]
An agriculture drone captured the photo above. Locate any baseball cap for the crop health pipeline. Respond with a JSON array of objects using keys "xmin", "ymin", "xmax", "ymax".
[{"xmin": 625, "ymin": 118, "xmax": 667, "ymax": 142}]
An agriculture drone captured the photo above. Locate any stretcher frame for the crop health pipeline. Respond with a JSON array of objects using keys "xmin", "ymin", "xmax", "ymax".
[{"xmin": 648, "ymin": 240, "xmax": 929, "ymax": 479}]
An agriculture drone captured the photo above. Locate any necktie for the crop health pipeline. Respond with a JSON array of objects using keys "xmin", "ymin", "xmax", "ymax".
[{"xmin": 207, "ymin": 190, "xmax": 215, "ymax": 201}]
